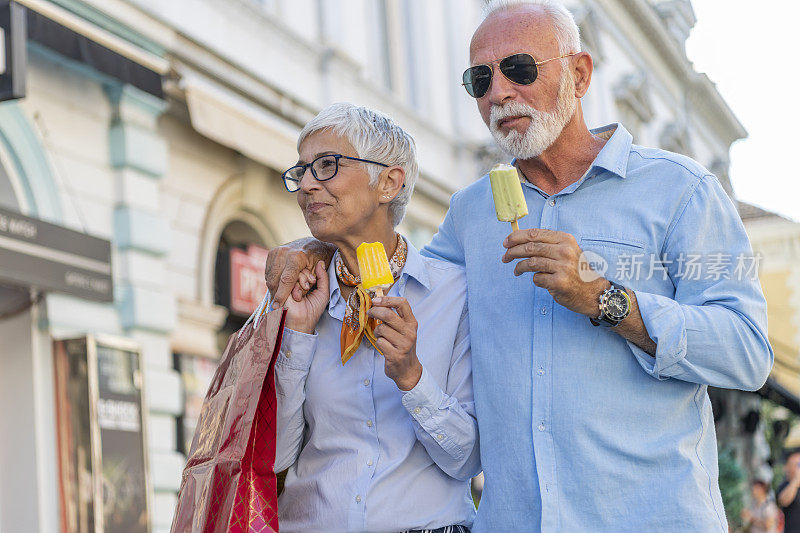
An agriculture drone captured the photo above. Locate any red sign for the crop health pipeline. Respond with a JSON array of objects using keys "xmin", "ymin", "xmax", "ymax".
[{"xmin": 230, "ymin": 245, "xmax": 269, "ymax": 316}]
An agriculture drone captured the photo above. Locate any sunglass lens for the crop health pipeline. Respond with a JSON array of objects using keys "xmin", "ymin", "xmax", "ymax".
[
  {"xmin": 499, "ymin": 54, "xmax": 538, "ymax": 85},
  {"xmin": 463, "ymin": 65, "xmax": 492, "ymax": 98}
]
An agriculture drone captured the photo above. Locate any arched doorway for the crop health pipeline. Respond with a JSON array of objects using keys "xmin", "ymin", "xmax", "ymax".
[
  {"xmin": 213, "ymin": 219, "xmax": 270, "ymax": 352},
  {"xmin": 175, "ymin": 217, "xmax": 271, "ymax": 455},
  {"xmin": 0, "ymin": 143, "xmax": 33, "ymax": 317}
]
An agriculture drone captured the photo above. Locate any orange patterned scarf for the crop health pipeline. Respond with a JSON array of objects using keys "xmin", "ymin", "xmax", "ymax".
[{"xmin": 335, "ymin": 234, "xmax": 407, "ymax": 365}]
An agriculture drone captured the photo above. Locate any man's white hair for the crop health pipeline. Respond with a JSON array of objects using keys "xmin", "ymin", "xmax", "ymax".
[
  {"xmin": 483, "ymin": 0, "xmax": 581, "ymax": 55},
  {"xmin": 297, "ymin": 102, "xmax": 418, "ymax": 227}
]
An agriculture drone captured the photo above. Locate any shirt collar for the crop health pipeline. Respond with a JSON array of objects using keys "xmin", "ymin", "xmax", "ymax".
[
  {"xmin": 327, "ymin": 235, "xmax": 430, "ymax": 312},
  {"xmin": 509, "ymin": 122, "xmax": 632, "ymax": 191},
  {"xmin": 588, "ymin": 122, "xmax": 633, "ymax": 179},
  {"xmin": 400, "ymin": 239, "xmax": 431, "ymax": 292}
]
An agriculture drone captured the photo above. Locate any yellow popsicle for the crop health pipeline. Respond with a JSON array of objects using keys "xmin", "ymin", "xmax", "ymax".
[
  {"xmin": 489, "ymin": 163, "xmax": 528, "ymax": 231},
  {"xmin": 356, "ymin": 242, "xmax": 394, "ymax": 296}
]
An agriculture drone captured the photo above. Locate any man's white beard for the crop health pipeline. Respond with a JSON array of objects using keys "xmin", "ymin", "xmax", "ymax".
[{"xmin": 489, "ymin": 71, "xmax": 576, "ymax": 160}]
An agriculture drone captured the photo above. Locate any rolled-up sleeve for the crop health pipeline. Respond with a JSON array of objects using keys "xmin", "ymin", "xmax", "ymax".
[
  {"xmin": 628, "ymin": 174, "xmax": 773, "ymax": 391},
  {"xmin": 400, "ymin": 300, "xmax": 481, "ymax": 481},
  {"xmin": 274, "ymin": 328, "xmax": 317, "ymax": 472}
]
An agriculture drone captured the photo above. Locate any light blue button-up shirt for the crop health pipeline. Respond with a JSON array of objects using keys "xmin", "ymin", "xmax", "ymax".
[
  {"xmin": 274, "ymin": 241, "xmax": 481, "ymax": 533},
  {"xmin": 423, "ymin": 123, "xmax": 773, "ymax": 532}
]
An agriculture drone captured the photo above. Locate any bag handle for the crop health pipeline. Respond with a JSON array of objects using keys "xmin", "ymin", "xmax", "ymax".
[{"xmin": 238, "ymin": 290, "xmax": 274, "ymax": 339}]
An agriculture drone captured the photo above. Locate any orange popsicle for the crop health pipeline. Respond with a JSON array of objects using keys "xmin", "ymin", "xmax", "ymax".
[{"xmin": 356, "ymin": 242, "xmax": 393, "ymax": 297}]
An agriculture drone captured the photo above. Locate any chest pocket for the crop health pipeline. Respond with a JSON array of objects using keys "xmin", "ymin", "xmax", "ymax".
[{"xmin": 579, "ymin": 235, "xmax": 647, "ymax": 286}]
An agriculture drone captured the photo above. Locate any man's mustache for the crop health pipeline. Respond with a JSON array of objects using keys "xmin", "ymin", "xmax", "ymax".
[{"xmin": 490, "ymin": 102, "xmax": 538, "ymax": 129}]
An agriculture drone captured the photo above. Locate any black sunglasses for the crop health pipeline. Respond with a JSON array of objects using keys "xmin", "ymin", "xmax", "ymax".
[
  {"xmin": 462, "ymin": 52, "xmax": 577, "ymax": 98},
  {"xmin": 282, "ymin": 154, "xmax": 390, "ymax": 192}
]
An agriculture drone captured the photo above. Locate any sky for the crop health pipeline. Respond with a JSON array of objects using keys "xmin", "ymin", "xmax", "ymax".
[{"xmin": 685, "ymin": 0, "xmax": 800, "ymax": 222}]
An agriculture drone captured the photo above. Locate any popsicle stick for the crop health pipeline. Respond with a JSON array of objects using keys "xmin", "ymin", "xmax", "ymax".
[
  {"xmin": 511, "ymin": 220, "xmax": 520, "ymax": 232},
  {"xmin": 372, "ymin": 287, "xmax": 385, "ymax": 325}
]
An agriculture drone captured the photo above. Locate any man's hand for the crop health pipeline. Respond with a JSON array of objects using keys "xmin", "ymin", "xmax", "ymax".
[
  {"xmin": 502, "ymin": 228, "xmax": 607, "ymax": 317},
  {"xmin": 264, "ymin": 238, "xmax": 336, "ymax": 309},
  {"xmin": 367, "ymin": 296, "xmax": 423, "ymax": 391}
]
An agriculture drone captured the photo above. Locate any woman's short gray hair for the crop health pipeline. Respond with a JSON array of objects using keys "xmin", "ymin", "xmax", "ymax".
[
  {"xmin": 297, "ymin": 102, "xmax": 419, "ymax": 227},
  {"xmin": 483, "ymin": 0, "xmax": 581, "ymax": 55}
]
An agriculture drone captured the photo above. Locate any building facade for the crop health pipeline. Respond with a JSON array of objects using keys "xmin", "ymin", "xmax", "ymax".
[
  {"xmin": 0, "ymin": 0, "xmax": 754, "ymax": 531},
  {"xmin": 741, "ymin": 202, "xmax": 800, "ymax": 455}
]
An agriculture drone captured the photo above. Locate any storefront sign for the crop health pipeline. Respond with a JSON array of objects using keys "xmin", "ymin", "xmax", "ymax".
[
  {"xmin": 53, "ymin": 335, "xmax": 151, "ymax": 533},
  {"xmin": 0, "ymin": 206, "xmax": 112, "ymax": 301},
  {"xmin": 0, "ymin": 1, "xmax": 26, "ymax": 102},
  {"xmin": 229, "ymin": 244, "xmax": 268, "ymax": 316}
]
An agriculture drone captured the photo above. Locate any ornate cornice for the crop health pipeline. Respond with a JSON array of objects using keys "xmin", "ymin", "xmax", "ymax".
[{"xmin": 615, "ymin": 0, "xmax": 746, "ymax": 145}]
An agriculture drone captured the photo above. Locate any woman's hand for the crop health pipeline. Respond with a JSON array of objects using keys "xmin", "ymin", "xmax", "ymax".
[
  {"xmin": 282, "ymin": 261, "xmax": 330, "ymax": 334},
  {"xmin": 264, "ymin": 238, "xmax": 336, "ymax": 309},
  {"xmin": 367, "ymin": 296, "xmax": 423, "ymax": 391}
]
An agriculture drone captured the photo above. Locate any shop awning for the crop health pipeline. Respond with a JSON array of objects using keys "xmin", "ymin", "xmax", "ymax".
[
  {"xmin": 16, "ymin": 0, "xmax": 167, "ymax": 97},
  {"xmin": 181, "ymin": 73, "xmax": 299, "ymax": 172},
  {"xmin": 0, "ymin": 206, "xmax": 112, "ymax": 302},
  {"xmin": 757, "ymin": 337, "xmax": 800, "ymax": 414}
]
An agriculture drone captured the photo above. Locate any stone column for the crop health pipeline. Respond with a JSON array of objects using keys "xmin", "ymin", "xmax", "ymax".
[{"xmin": 105, "ymin": 84, "xmax": 182, "ymax": 533}]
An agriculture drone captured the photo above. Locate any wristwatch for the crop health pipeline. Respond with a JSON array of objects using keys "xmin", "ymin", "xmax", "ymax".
[{"xmin": 590, "ymin": 280, "xmax": 631, "ymax": 327}]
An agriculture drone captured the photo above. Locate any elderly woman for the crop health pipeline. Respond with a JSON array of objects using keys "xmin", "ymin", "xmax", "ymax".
[{"xmin": 272, "ymin": 102, "xmax": 480, "ymax": 533}]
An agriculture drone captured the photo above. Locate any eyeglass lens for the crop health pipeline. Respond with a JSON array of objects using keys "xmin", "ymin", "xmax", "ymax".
[{"xmin": 284, "ymin": 155, "xmax": 340, "ymax": 191}]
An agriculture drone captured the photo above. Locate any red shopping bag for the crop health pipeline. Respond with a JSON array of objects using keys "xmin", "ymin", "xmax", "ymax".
[{"xmin": 171, "ymin": 304, "xmax": 286, "ymax": 533}]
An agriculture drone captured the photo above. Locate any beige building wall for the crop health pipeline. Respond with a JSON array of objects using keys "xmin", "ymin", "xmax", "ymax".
[{"xmin": 745, "ymin": 210, "xmax": 800, "ymax": 441}]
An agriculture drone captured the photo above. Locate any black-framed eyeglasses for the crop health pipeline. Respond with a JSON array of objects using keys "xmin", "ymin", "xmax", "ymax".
[
  {"xmin": 462, "ymin": 52, "xmax": 577, "ymax": 98},
  {"xmin": 282, "ymin": 154, "xmax": 389, "ymax": 192}
]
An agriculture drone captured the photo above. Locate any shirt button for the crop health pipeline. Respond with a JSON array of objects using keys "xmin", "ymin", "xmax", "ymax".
[
  {"xmin": 285, "ymin": 350, "xmax": 292, "ymax": 358},
  {"xmin": 437, "ymin": 434, "xmax": 444, "ymax": 440},
  {"xmin": 363, "ymin": 379, "xmax": 370, "ymax": 386},
  {"xmin": 540, "ymin": 307, "xmax": 548, "ymax": 315},
  {"xmin": 367, "ymin": 459, "xmax": 374, "ymax": 466},
  {"xmin": 355, "ymin": 495, "xmax": 362, "ymax": 503},
  {"xmin": 548, "ymin": 199, "xmax": 556, "ymax": 207},
  {"xmin": 538, "ymin": 423, "xmax": 545, "ymax": 432},
  {"xmin": 366, "ymin": 420, "xmax": 373, "ymax": 427},
  {"xmin": 413, "ymin": 407, "xmax": 421, "ymax": 414},
  {"xmin": 537, "ymin": 367, "xmax": 545, "ymax": 376}
]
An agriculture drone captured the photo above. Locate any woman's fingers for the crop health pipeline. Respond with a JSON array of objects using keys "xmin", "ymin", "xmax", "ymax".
[
  {"xmin": 307, "ymin": 262, "xmax": 330, "ymax": 308},
  {"xmin": 298, "ymin": 269, "xmax": 311, "ymax": 291},
  {"xmin": 369, "ymin": 296, "xmax": 416, "ymax": 358},
  {"xmin": 371, "ymin": 296, "xmax": 414, "ymax": 320},
  {"xmin": 367, "ymin": 305, "xmax": 404, "ymax": 329},
  {"xmin": 313, "ymin": 261, "xmax": 328, "ymax": 293},
  {"xmin": 375, "ymin": 337, "xmax": 396, "ymax": 357},
  {"xmin": 373, "ymin": 321, "xmax": 405, "ymax": 350},
  {"xmin": 271, "ymin": 249, "xmax": 310, "ymax": 309},
  {"xmin": 290, "ymin": 282, "xmax": 305, "ymax": 303}
]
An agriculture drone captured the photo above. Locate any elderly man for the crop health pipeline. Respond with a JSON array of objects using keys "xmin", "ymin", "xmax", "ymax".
[{"xmin": 265, "ymin": 0, "xmax": 773, "ymax": 531}]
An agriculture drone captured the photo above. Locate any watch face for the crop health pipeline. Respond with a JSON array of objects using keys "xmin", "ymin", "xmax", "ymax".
[{"xmin": 605, "ymin": 292, "xmax": 629, "ymax": 319}]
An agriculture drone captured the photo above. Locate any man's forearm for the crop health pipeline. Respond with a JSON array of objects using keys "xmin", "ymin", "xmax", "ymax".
[
  {"xmin": 614, "ymin": 290, "xmax": 657, "ymax": 356},
  {"xmin": 583, "ymin": 280, "xmax": 657, "ymax": 355}
]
